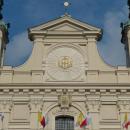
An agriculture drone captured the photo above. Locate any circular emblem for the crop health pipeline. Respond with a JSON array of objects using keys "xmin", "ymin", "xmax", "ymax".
[
  {"xmin": 46, "ymin": 47, "xmax": 85, "ymax": 81},
  {"xmin": 58, "ymin": 56, "xmax": 72, "ymax": 69}
]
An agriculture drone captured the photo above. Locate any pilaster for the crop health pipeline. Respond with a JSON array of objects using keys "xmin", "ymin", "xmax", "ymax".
[
  {"xmin": 85, "ymin": 95, "xmax": 100, "ymax": 130},
  {"xmin": 29, "ymin": 97, "xmax": 44, "ymax": 129},
  {"xmin": 118, "ymin": 100, "xmax": 130, "ymax": 130},
  {"xmin": 0, "ymin": 99, "xmax": 13, "ymax": 130}
]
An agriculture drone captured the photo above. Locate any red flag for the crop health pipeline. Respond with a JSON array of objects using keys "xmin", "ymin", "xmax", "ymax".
[
  {"xmin": 80, "ymin": 118, "xmax": 88, "ymax": 128},
  {"xmin": 40, "ymin": 116, "xmax": 46, "ymax": 128},
  {"xmin": 125, "ymin": 121, "xmax": 130, "ymax": 129}
]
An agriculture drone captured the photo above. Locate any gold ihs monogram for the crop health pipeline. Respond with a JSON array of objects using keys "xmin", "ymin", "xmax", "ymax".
[{"xmin": 58, "ymin": 56, "xmax": 72, "ymax": 69}]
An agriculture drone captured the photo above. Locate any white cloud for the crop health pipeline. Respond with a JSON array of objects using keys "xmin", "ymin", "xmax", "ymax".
[
  {"xmin": 4, "ymin": 32, "xmax": 33, "ymax": 67},
  {"xmin": 98, "ymin": 5, "xmax": 127, "ymax": 66}
]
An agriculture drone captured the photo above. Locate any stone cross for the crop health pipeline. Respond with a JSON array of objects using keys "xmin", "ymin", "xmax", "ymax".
[{"xmin": 64, "ymin": 1, "xmax": 71, "ymax": 14}]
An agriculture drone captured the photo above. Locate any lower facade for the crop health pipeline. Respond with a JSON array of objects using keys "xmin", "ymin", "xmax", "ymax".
[{"xmin": 0, "ymin": 83, "xmax": 129, "ymax": 130}]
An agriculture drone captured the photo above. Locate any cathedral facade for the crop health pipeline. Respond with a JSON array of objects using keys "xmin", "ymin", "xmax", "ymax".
[{"xmin": 0, "ymin": 1, "xmax": 130, "ymax": 130}]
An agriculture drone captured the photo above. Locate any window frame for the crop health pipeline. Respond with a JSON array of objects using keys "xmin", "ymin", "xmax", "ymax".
[{"xmin": 55, "ymin": 115, "xmax": 74, "ymax": 130}]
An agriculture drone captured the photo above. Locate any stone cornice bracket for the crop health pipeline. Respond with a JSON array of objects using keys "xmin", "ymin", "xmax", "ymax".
[{"xmin": 58, "ymin": 89, "xmax": 72, "ymax": 110}]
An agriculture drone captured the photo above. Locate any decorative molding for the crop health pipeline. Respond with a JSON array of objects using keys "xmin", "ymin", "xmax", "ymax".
[
  {"xmin": 0, "ymin": 87, "xmax": 129, "ymax": 95},
  {"xmin": 53, "ymin": 109, "xmax": 77, "ymax": 117}
]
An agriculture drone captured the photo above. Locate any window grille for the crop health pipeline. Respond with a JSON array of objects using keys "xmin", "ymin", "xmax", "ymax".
[{"xmin": 55, "ymin": 116, "xmax": 74, "ymax": 130}]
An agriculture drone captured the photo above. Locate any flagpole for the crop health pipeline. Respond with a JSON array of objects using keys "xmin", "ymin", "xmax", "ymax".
[
  {"xmin": 0, "ymin": 112, "xmax": 4, "ymax": 130},
  {"xmin": 37, "ymin": 111, "xmax": 39, "ymax": 130},
  {"xmin": 120, "ymin": 112, "xmax": 124, "ymax": 130},
  {"xmin": 37, "ymin": 120, "xmax": 38, "ymax": 130},
  {"xmin": 91, "ymin": 118, "xmax": 93, "ymax": 130},
  {"xmin": 1, "ymin": 113, "xmax": 3, "ymax": 130},
  {"xmin": 2, "ymin": 120, "xmax": 3, "ymax": 130}
]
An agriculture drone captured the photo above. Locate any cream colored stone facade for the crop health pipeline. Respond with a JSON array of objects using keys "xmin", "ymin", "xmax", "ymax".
[{"xmin": 0, "ymin": 14, "xmax": 130, "ymax": 130}]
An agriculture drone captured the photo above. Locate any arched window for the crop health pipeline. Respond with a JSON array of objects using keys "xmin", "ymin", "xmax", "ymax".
[{"xmin": 55, "ymin": 116, "xmax": 74, "ymax": 130}]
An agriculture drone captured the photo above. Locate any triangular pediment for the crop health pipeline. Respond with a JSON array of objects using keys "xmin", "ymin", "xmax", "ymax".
[
  {"xmin": 48, "ymin": 23, "xmax": 84, "ymax": 32},
  {"xmin": 29, "ymin": 15, "xmax": 101, "ymax": 32}
]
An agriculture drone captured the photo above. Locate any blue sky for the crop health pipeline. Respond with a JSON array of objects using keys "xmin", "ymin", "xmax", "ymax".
[{"xmin": 2, "ymin": 0, "xmax": 128, "ymax": 67}]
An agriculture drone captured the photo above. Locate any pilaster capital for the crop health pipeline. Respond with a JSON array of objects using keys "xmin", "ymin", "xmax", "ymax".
[
  {"xmin": 84, "ymin": 36, "xmax": 97, "ymax": 43},
  {"xmin": 33, "ymin": 35, "xmax": 45, "ymax": 42},
  {"xmin": 85, "ymin": 100, "xmax": 101, "ymax": 112},
  {"xmin": 28, "ymin": 98, "xmax": 44, "ymax": 112},
  {"xmin": 0, "ymin": 100, "xmax": 13, "ymax": 112},
  {"xmin": 117, "ymin": 100, "xmax": 130, "ymax": 112}
]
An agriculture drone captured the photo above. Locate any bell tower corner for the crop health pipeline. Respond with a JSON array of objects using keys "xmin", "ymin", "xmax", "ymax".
[{"xmin": 0, "ymin": 0, "xmax": 9, "ymax": 67}]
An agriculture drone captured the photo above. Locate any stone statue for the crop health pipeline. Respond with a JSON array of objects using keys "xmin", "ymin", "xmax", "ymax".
[
  {"xmin": 128, "ymin": 0, "xmax": 130, "ymax": 19},
  {"xmin": 128, "ymin": 0, "xmax": 130, "ymax": 6},
  {"xmin": 0, "ymin": 0, "xmax": 3, "ymax": 19}
]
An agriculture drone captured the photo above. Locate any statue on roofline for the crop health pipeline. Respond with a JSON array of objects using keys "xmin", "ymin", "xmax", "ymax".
[
  {"xmin": 128, "ymin": 0, "xmax": 130, "ymax": 6},
  {"xmin": 128, "ymin": 0, "xmax": 130, "ymax": 19},
  {"xmin": 0, "ymin": 0, "xmax": 3, "ymax": 20}
]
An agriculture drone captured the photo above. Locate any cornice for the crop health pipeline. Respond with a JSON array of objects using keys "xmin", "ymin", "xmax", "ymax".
[
  {"xmin": 0, "ymin": 83, "xmax": 130, "ymax": 93},
  {"xmin": 0, "ymin": 82, "xmax": 130, "ymax": 87}
]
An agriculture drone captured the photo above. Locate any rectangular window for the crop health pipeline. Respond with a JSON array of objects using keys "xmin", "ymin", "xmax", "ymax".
[{"xmin": 55, "ymin": 116, "xmax": 74, "ymax": 130}]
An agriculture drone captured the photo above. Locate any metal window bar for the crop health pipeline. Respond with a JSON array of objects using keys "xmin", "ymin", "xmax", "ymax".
[{"xmin": 56, "ymin": 116, "xmax": 74, "ymax": 130}]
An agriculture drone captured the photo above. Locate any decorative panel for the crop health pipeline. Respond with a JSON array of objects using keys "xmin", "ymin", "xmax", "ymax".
[{"xmin": 101, "ymin": 105, "xmax": 118, "ymax": 120}]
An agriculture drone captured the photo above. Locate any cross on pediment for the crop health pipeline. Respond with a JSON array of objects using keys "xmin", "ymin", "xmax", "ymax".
[{"xmin": 64, "ymin": 1, "xmax": 71, "ymax": 14}]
